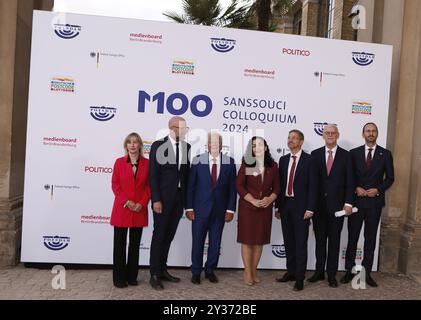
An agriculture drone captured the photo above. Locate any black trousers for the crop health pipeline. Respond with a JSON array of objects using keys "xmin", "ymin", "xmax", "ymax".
[
  {"xmin": 113, "ymin": 227, "xmax": 143, "ymax": 285},
  {"xmin": 312, "ymin": 201, "xmax": 344, "ymax": 278},
  {"xmin": 149, "ymin": 189, "xmax": 184, "ymax": 276},
  {"xmin": 280, "ymin": 198, "xmax": 310, "ymax": 281},
  {"xmin": 345, "ymin": 207, "xmax": 382, "ymax": 273}
]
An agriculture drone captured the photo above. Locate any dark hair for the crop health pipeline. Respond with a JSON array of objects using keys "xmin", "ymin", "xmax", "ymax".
[
  {"xmin": 242, "ymin": 136, "xmax": 275, "ymax": 168},
  {"xmin": 289, "ymin": 129, "xmax": 304, "ymax": 141},
  {"xmin": 362, "ymin": 122, "xmax": 378, "ymax": 133}
]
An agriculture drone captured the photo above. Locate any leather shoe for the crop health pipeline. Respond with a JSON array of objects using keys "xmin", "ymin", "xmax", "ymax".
[
  {"xmin": 161, "ymin": 270, "xmax": 180, "ymax": 283},
  {"xmin": 293, "ymin": 280, "xmax": 304, "ymax": 291},
  {"xmin": 307, "ymin": 272, "xmax": 325, "ymax": 283},
  {"xmin": 150, "ymin": 275, "xmax": 164, "ymax": 290},
  {"xmin": 205, "ymin": 272, "xmax": 218, "ymax": 283},
  {"xmin": 276, "ymin": 273, "xmax": 296, "ymax": 283},
  {"xmin": 366, "ymin": 273, "xmax": 378, "ymax": 287},
  {"xmin": 191, "ymin": 275, "xmax": 201, "ymax": 284},
  {"xmin": 114, "ymin": 282, "xmax": 128, "ymax": 288},
  {"xmin": 328, "ymin": 277, "xmax": 338, "ymax": 288},
  {"xmin": 340, "ymin": 271, "xmax": 354, "ymax": 284},
  {"xmin": 128, "ymin": 280, "xmax": 138, "ymax": 286}
]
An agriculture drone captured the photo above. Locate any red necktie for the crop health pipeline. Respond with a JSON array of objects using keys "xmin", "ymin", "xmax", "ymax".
[
  {"xmin": 211, "ymin": 158, "xmax": 217, "ymax": 186},
  {"xmin": 366, "ymin": 148, "xmax": 373, "ymax": 169},
  {"xmin": 287, "ymin": 156, "xmax": 297, "ymax": 196},
  {"xmin": 326, "ymin": 150, "xmax": 333, "ymax": 176}
]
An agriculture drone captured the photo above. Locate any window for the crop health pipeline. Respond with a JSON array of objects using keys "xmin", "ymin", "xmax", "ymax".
[
  {"xmin": 327, "ymin": 0, "xmax": 336, "ymax": 38},
  {"xmin": 293, "ymin": 9, "xmax": 302, "ymax": 35}
]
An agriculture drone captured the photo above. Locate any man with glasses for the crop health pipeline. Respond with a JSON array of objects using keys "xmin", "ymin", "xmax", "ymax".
[
  {"xmin": 308, "ymin": 124, "xmax": 354, "ymax": 288},
  {"xmin": 148, "ymin": 116, "xmax": 191, "ymax": 290}
]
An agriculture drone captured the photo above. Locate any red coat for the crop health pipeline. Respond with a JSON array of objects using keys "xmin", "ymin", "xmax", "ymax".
[{"xmin": 110, "ymin": 155, "xmax": 151, "ymax": 227}]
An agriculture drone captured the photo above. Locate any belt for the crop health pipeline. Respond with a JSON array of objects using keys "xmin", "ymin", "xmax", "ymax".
[{"xmin": 285, "ymin": 197, "xmax": 295, "ymax": 200}]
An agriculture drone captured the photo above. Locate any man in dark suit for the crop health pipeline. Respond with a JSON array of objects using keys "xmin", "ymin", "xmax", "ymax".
[
  {"xmin": 186, "ymin": 132, "xmax": 237, "ymax": 284},
  {"xmin": 308, "ymin": 124, "xmax": 354, "ymax": 287},
  {"xmin": 148, "ymin": 116, "xmax": 191, "ymax": 290},
  {"xmin": 275, "ymin": 129, "xmax": 317, "ymax": 291},
  {"xmin": 341, "ymin": 123, "xmax": 394, "ymax": 287}
]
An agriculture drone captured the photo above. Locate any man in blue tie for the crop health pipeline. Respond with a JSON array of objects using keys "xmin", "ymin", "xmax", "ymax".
[{"xmin": 186, "ymin": 132, "xmax": 237, "ymax": 284}]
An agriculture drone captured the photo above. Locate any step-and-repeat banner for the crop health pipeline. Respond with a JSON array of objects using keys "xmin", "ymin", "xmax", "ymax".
[{"xmin": 21, "ymin": 10, "xmax": 393, "ymax": 270}]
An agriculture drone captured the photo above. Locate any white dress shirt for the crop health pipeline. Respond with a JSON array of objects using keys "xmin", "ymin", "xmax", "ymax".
[
  {"xmin": 168, "ymin": 135, "xmax": 182, "ymax": 187},
  {"xmin": 365, "ymin": 144, "xmax": 377, "ymax": 160}
]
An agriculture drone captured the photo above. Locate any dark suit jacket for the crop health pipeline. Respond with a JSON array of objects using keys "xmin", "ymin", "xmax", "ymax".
[
  {"xmin": 186, "ymin": 153, "xmax": 237, "ymax": 217},
  {"xmin": 148, "ymin": 135, "xmax": 191, "ymax": 210},
  {"xmin": 276, "ymin": 151, "xmax": 317, "ymax": 213},
  {"xmin": 350, "ymin": 145, "xmax": 394, "ymax": 208},
  {"xmin": 311, "ymin": 146, "xmax": 355, "ymax": 214}
]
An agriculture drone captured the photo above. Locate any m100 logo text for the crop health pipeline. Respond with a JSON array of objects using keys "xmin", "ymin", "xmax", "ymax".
[{"xmin": 138, "ymin": 91, "xmax": 212, "ymax": 117}]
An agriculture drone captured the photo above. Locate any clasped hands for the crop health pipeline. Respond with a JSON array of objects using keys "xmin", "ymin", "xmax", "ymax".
[
  {"xmin": 356, "ymin": 187, "xmax": 379, "ymax": 198},
  {"xmin": 185, "ymin": 210, "xmax": 234, "ymax": 222},
  {"xmin": 126, "ymin": 200, "xmax": 142, "ymax": 212}
]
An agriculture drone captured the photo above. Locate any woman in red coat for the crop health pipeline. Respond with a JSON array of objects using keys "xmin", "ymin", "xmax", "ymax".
[
  {"xmin": 110, "ymin": 132, "xmax": 151, "ymax": 288},
  {"xmin": 236, "ymin": 136, "xmax": 280, "ymax": 285}
]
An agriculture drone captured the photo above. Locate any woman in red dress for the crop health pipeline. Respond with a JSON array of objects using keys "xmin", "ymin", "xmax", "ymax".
[
  {"xmin": 110, "ymin": 132, "xmax": 151, "ymax": 288},
  {"xmin": 236, "ymin": 136, "xmax": 280, "ymax": 285}
]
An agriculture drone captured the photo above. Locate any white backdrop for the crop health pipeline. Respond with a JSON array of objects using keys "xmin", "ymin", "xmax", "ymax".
[{"xmin": 21, "ymin": 11, "xmax": 393, "ymax": 271}]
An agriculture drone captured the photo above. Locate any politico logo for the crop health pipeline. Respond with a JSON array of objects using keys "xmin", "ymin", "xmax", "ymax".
[
  {"xmin": 272, "ymin": 244, "xmax": 286, "ymax": 258},
  {"xmin": 282, "ymin": 48, "xmax": 311, "ymax": 57},
  {"xmin": 43, "ymin": 236, "xmax": 70, "ymax": 251},
  {"xmin": 53, "ymin": 24, "xmax": 81, "ymax": 39},
  {"xmin": 84, "ymin": 166, "xmax": 113, "ymax": 174},
  {"xmin": 211, "ymin": 38, "xmax": 236, "ymax": 53}
]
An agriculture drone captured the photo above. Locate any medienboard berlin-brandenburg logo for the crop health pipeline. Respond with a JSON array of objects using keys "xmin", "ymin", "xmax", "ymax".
[
  {"xmin": 211, "ymin": 38, "xmax": 236, "ymax": 53},
  {"xmin": 53, "ymin": 24, "xmax": 81, "ymax": 39},
  {"xmin": 43, "ymin": 236, "xmax": 70, "ymax": 251},
  {"xmin": 89, "ymin": 106, "xmax": 117, "ymax": 121},
  {"xmin": 352, "ymin": 52, "xmax": 375, "ymax": 66}
]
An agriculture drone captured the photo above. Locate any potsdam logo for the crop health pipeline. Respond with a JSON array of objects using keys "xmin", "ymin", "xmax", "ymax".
[
  {"xmin": 53, "ymin": 24, "xmax": 81, "ymax": 39},
  {"xmin": 352, "ymin": 52, "xmax": 375, "ymax": 66},
  {"xmin": 211, "ymin": 38, "xmax": 236, "ymax": 53},
  {"xmin": 89, "ymin": 106, "xmax": 117, "ymax": 121},
  {"xmin": 352, "ymin": 101, "xmax": 372, "ymax": 115},
  {"xmin": 51, "ymin": 77, "xmax": 75, "ymax": 93},
  {"xmin": 172, "ymin": 60, "xmax": 195, "ymax": 75},
  {"xmin": 43, "ymin": 236, "xmax": 70, "ymax": 250},
  {"xmin": 271, "ymin": 244, "xmax": 286, "ymax": 258},
  {"xmin": 314, "ymin": 122, "xmax": 329, "ymax": 136}
]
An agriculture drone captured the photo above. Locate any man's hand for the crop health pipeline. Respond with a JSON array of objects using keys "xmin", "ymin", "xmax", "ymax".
[
  {"xmin": 275, "ymin": 210, "xmax": 281, "ymax": 220},
  {"xmin": 344, "ymin": 205, "xmax": 353, "ymax": 216},
  {"xmin": 366, "ymin": 188, "xmax": 379, "ymax": 198},
  {"xmin": 185, "ymin": 210, "xmax": 195, "ymax": 220},
  {"xmin": 304, "ymin": 211, "xmax": 314, "ymax": 220},
  {"xmin": 153, "ymin": 201, "xmax": 163, "ymax": 214},
  {"xmin": 356, "ymin": 187, "xmax": 368, "ymax": 197},
  {"xmin": 225, "ymin": 212, "xmax": 234, "ymax": 222}
]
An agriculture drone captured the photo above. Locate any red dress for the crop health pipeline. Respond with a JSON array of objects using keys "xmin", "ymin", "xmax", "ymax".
[
  {"xmin": 236, "ymin": 163, "xmax": 280, "ymax": 245},
  {"xmin": 110, "ymin": 155, "xmax": 151, "ymax": 228}
]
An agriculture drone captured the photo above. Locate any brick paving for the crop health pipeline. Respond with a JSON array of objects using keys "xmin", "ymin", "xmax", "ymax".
[{"xmin": 0, "ymin": 264, "xmax": 420, "ymax": 300}]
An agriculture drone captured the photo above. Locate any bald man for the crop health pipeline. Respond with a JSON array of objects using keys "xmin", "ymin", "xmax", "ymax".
[
  {"xmin": 308, "ymin": 124, "xmax": 354, "ymax": 288},
  {"xmin": 148, "ymin": 116, "xmax": 191, "ymax": 290}
]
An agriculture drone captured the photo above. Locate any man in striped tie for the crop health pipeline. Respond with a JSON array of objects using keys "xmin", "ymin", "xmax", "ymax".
[
  {"xmin": 275, "ymin": 130, "xmax": 317, "ymax": 291},
  {"xmin": 307, "ymin": 124, "xmax": 355, "ymax": 288}
]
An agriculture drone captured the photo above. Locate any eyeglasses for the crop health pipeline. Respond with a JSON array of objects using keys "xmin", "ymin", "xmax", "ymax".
[{"xmin": 171, "ymin": 126, "xmax": 190, "ymax": 132}]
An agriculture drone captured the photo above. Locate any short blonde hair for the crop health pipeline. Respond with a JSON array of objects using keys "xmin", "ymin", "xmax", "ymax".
[{"xmin": 123, "ymin": 132, "xmax": 143, "ymax": 155}]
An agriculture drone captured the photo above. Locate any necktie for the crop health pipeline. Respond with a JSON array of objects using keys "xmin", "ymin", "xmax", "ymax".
[
  {"xmin": 287, "ymin": 155, "xmax": 297, "ymax": 196},
  {"xmin": 326, "ymin": 150, "xmax": 333, "ymax": 176},
  {"xmin": 211, "ymin": 158, "xmax": 217, "ymax": 187},
  {"xmin": 175, "ymin": 142, "xmax": 180, "ymax": 171},
  {"xmin": 366, "ymin": 148, "xmax": 373, "ymax": 169}
]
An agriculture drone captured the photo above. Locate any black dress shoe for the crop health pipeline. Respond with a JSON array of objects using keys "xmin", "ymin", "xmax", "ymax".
[
  {"xmin": 205, "ymin": 273, "xmax": 218, "ymax": 283},
  {"xmin": 114, "ymin": 282, "xmax": 128, "ymax": 288},
  {"xmin": 328, "ymin": 277, "xmax": 338, "ymax": 288},
  {"xmin": 340, "ymin": 271, "xmax": 354, "ymax": 284},
  {"xmin": 307, "ymin": 272, "xmax": 325, "ymax": 283},
  {"xmin": 150, "ymin": 275, "xmax": 164, "ymax": 290},
  {"xmin": 191, "ymin": 275, "xmax": 201, "ymax": 284},
  {"xmin": 128, "ymin": 280, "xmax": 138, "ymax": 286},
  {"xmin": 276, "ymin": 273, "xmax": 296, "ymax": 283},
  {"xmin": 293, "ymin": 280, "xmax": 304, "ymax": 291},
  {"xmin": 366, "ymin": 273, "xmax": 378, "ymax": 287},
  {"xmin": 161, "ymin": 270, "xmax": 180, "ymax": 283}
]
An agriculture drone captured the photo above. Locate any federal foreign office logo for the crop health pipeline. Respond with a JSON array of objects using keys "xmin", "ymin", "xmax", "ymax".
[
  {"xmin": 90, "ymin": 106, "xmax": 117, "ymax": 121},
  {"xmin": 211, "ymin": 38, "xmax": 236, "ymax": 53},
  {"xmin": 43, "ymin": 236, "xmax": 70, "ymax": 251},
  {"xmin": 352, "ymin": 52, "xmax": 375, "ymax": 66},
  {"xmin": 271, "ymin": 244, "xmax": 286, "ymax": 258},
  {"xmin": 53, "ymin": 24, "xmax": 82, "ymax": 39}
]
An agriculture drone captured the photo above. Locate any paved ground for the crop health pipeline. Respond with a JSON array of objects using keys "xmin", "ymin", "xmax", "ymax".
[{"xmin": 0, "ymin": 264, "xmax": 420, "ymax": 300}]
